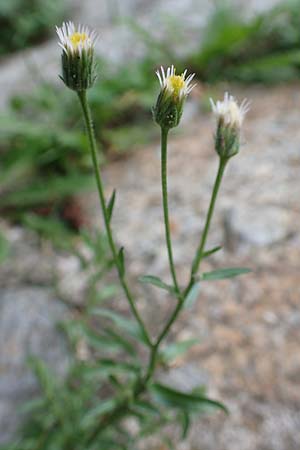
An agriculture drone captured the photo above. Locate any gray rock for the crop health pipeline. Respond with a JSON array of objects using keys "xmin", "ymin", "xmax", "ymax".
[
  {"xmin": 0, "ymin": 288, "xmax": 69, "ymax": 444},
  {"xmin": 0, "ymin": 225, "xmax": 54, "ymax": 288},
  {"xmin": 223, "ymin": 205, "xmax": 293, "ymax": 251}
]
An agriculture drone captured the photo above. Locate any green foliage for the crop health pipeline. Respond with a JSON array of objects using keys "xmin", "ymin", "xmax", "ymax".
[
  {"xmin": 0, "ymin": 231, "xmax": 10, "ymax": 263},
  {"xmin": 160, "ymin": 339, "xmax": 199, "ymax": 363},
  {"xmin": 186, "ymin": 0, "xmax": 300, "ymax": 82},
  {"xmin": 0, "ymin": 0, "xmax": 66, "ymax": 56},
  {"xmin": 139, "ymin": 275, "xmax": 175, "ymax": 294},
  {"xmin": 0, "ymin": 4, "xmax": 265, "ymax": 448},
  {"xmin": 150, "ymin": 382, "xmax": 228, "ymax": 414},
  {"xmin": 0, "ymin": 58, "xmax": 158, "ymax": 226},
  {"xmin": 1, "ymin": 302, "xmax": 225, "ymax": 450},
  {"xmin": 3, "ymin": 0, "xmax": 300, "ymax": 230},
  {"xmin": 202, "ymin": 267, "xmax": 252, "ymax": 281}
]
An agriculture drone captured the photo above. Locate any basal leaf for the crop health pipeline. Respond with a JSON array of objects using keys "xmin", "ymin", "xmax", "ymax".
[
  {"xmin": 151, "ymin": 382, "xmax": 228, "ymax": 414},
  {"xmin": 81, "ymin": 398, "xmax": 117, "ymax": 428},
  {"xmin": 180, "ymin": 411, "xmax": 190, "ymax": 439}
]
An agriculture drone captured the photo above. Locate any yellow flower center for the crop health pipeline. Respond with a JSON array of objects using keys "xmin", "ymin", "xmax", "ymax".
[
  {"xmin": 169, "ymin": 75, "xmax": 185, "ymax": 96},
  {"xmin": 70, "ymin": 32, "xmax": 87, "ymax": 48}
]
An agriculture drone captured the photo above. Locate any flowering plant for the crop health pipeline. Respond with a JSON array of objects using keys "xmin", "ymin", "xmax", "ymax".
[
  {"xmin": 7, "ymin": 22, "xmax": 251, "ymax": 450},
  {"xmin": 55, "ymin": 21, "xmax": 251, "ymax": 448}
]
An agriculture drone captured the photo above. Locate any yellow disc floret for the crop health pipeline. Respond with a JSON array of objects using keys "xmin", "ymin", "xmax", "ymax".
[
  {"xmin": 168, "ymin": 74, "xmax": 185, "ymax": 97},
  {"xmin": 70, "ymin": 32, "xmax": 88, "ymax": 48}
]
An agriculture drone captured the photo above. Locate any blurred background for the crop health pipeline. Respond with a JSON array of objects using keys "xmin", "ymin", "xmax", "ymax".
[{"xmin": 1, "ymin": 0, "xmax": 300, "ymax": 449}]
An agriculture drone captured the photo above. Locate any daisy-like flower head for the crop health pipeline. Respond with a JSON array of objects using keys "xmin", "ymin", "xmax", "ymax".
[
  {"xmin": 56, "ymin": 22, "xmax": 98, "ymax": 91},
  {"xmin": 210, "ymin": 92, "xmax": 250, "ymax": 130},
  {"xmin": 154, "ymin": 65, "xmax": 196, "ymax": 129},
  {"xmin": 56, "ymin": 22, "xmax": 98, "ymax": 56},
  {"xmin": 210, "ymin": 93, "xmax": 250, "ymax": 159},
  {"xmin": 156, "ymin": 65, "xmax": 196, "ymax": 100}
]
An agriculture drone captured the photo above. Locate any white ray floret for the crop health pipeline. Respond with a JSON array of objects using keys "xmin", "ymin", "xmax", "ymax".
[
  {"xmin": 210, "ymin": 92, "xmax": 250, "ymax": 129},
  {"xmin": 56, "ymin": 21, "xmax": 98, "ymax": 55},
  {"xmin": 156, "ymin": 65, "xmax": 196, "ymax": 99}
]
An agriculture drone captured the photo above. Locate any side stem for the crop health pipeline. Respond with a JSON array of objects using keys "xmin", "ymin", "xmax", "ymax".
[
  {"xmin": 184, "ymin": 157, "xmax": 227, "ymax": 297},
  {"xmin": 77, "ymin": 90, "xmax": 151, "ymax": 347},
  {"xmin": 161, "ymin": 127, "xmax": 180, "ymax": 295},
  {"xmin": 145, "ymin": 157, "xmax": 227, "ymax": 382}
]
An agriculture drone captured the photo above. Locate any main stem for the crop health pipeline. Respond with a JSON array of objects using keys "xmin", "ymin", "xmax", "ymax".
[
  {"xmin": 79, "ymin": 92, "xmax": 227, "ymax": 441},
  {"xmin": 77, "ymin": 90, "xmax": 151, "ymax": 347},
  {"xmin": 161, "ymin": 127, "xmax": 180, "ymax": 295},
  {"xmin": 145, "ymin": 156, "xmax": 227, "ymax": 382}
]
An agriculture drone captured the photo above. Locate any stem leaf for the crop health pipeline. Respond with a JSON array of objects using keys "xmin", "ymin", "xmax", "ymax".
[
  {"xmin": 81, "ymin": 398, "xmax": 117, "ymax": 429},
  {"xmin": 91, "ymin": 308, "xmax": 149, "ymax": 346},
  {"xmin": 202, "ymin": 245, "xmax": 222, "ymax": 259},
  {"xmin": 180, "ymin": 411, "xmax": 191, "ymax": 439},
  {"xmin": 202, "ymin": 267, "xmax": 251, "ymax": 281},
  {"xmin": 118, "ymin": 247, "xmax": 125, "ymax": 277},
  {"xmin": 160, "ymin": 339, "xmax": 199, "ymax": 363},
  {"xmin": 184, "ymin": 282, "xmax": 201, "ymax": 309},
  {"xmin": 150, "ymin": 382, "xmax": 228, "ymax": 414},
  {"xmin": 107, "ymin": 189, "xmax": 116, "ymax": 222},
  {"xmin": 139, "ymin": 275, "xmax": 175, "ymax": 294}
]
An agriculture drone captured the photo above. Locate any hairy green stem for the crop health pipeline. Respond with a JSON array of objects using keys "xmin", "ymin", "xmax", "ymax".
[
  {"xmin": 77, "ymin": 90, "xmax": 151, "ymax": 347},
  {"xmin": 161, "ymin": 127, "xmax": 180, "ymax": 295}
]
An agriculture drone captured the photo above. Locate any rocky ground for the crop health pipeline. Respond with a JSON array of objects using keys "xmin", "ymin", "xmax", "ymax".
[
  {"xmin": 0, "ymin": 0, "xmax": 282, "ymax": 108},
  {"xmin": 82, "ymin": 83, "xmax": 300, "ymax": 449},
  {"xmin": 2, "ymin": 82, "xmax": 299, "ymax": 449},
  {"xmin": 1, "ymin": 0, "xmax": 300, "ymax": 448}
]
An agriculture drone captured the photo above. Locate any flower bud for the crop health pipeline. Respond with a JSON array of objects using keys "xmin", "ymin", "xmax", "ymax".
[
  {"xmin": 210, "ymin": 93, "xmax": 249, "ymax": 159},
  {"xmin": 56, "ymin": 22, "xmax": 98, "ymax": 92},
  {"xmin": 153, "ymin": 66, "xmax": 196, "ymax": 129}
]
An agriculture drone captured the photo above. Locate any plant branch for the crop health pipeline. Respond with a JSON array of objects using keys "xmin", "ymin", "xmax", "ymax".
[
  {"xmin": 144, "ymin": 157, "xmax": 227, "ymax": 383},
  {"xmin": 184, "ymin": 157, "xmax": 227, "ymax": 297},
  {"xmin": 161, "ymin": 127, "xmax": 180, "ymax": 296},
  {"xmin": 77, "ymin": 90, "xmax": 152, "ymax": 348}
]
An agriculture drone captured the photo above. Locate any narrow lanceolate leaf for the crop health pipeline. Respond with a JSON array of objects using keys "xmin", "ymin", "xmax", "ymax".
[
  {"xmin": 81, "ymin": 398, "xmax": 117, "ymax": 428},
  {"xmin": 202, "ymin": 246, "xmax": 222, "ymax": 259},
  {"xmin": 150, "ymin": 383, "xmax": 228, "ymax": 414},
  {"xmin": 96, "ymin": 358, "xmax": 141, "ymax": 376},
  {"xmin": 202, "ymin": 267, "xmax": 251, "ymax": 281},
  {"xmin": 0, "ymin": 232, "xmax": 10, "ymax": 264},
  {"xmin": 91, "ymin": 308, "xmax": 149, "ymax": 346},
  {"xmin": 184, "ymin": 282, "xmax": 201, "ymax": 309},
  {"xmin": 107, "ymin": 189, "xmax": 116, "ymax": 222},
  {"xmin": 160, "ymin": 339, "xmax": 199, "ymax": 363},
  {"xmin": 118, "ymin": 247, "xmax": 125, "ymax": 276},
  {"xmin": 180, "ymin": 411, "xmax": 191, "ymax": 439},
  {"xmin": 139, "ymin": 275, "xmax": 175, "ymax": 294}
]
